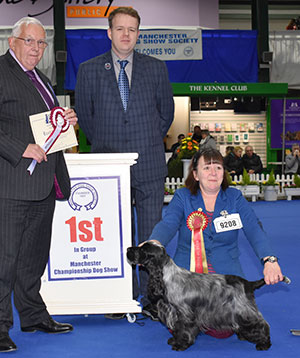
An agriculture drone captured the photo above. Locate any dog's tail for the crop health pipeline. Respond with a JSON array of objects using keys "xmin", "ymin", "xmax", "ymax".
[{"xmin": 251, "ymin": 275, "xmax": 291, "ymax": 291}]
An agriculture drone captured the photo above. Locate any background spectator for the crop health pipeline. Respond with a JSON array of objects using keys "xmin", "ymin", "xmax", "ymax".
[
  {"xmin": 199, "ymin": 129, "xmax": 217, "ymax": 151},
  {"xmin": 169, "ymin": 134, "xmax": 185, "ymax": 159},
  {"xmin": 242, "ymin": 145, "xmax": 263, "ymax": 174},
  {"xmin": 224, "ymin": 145, "xmax": 244, "ymax": 177},
  {"xmin": 191, "ymin": 125, "xmax": 202, "ymax": 142},
  {"xmin": 225, "ymin": 146, "xmax": 234, "ymax": 156},
  {"xmin": 285, "ymin": 143, "xmax": 300, "ymax": 175}
]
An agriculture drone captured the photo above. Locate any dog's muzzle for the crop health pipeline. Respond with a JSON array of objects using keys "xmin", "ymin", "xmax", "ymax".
[{"xmin": 126, "ymin": 246, "xmax": 141, "ymax": 265}]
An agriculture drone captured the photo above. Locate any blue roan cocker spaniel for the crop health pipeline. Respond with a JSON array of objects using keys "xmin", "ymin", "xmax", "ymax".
[{"xmin": 127, "ymin": 241, "xmax": 290, "ymax": 351}]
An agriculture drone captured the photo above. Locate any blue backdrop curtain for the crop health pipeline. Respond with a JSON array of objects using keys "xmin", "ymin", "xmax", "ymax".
[{"xmin": 64, "ymin": 29, "xmax": 258, "ymax": 90}]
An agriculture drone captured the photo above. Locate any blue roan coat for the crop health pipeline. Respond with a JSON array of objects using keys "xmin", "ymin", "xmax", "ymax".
[{"xmin": 149, "ymin": 187, "xmax": 276, "ymax": 277}]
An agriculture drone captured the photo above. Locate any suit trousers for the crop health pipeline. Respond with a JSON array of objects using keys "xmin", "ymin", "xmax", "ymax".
[
  {"xmin": 131, "ymin": 177, "xmax": 165, "ymax": 306},
  {"xmin": 0, "ymin": 187, "xmax": 56, "ymax": 332}
]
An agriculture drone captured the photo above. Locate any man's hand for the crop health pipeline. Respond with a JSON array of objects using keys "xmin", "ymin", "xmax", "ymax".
[
  {"xmin": 23, "ymin": 144, "xmax": 47, "ymax": 163},
  {"xmin": 63, "ymin": 108, "xmax": 78, "ymax": 126}
]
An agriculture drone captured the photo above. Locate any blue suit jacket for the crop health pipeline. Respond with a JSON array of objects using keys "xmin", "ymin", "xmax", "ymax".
[
  {"xmin": 75, "ymin": 50, "xmax": 174, "ymax": 183},
  {"xmin": 149, "ymin": 187, "xmax": 276, "ymax": 277}
]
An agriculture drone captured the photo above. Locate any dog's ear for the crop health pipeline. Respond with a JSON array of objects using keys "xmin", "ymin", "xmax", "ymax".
[
  {"xmin": 147, "ymin": 265, "xmax": 165, "ymax": 303},
  {"xmin": 146, "ymin": 244, "xmax": 168, "ymax": 266}
]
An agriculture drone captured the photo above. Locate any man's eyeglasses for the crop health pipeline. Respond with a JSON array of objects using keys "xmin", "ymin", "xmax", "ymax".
[{"xmin": 14, "ymin": 37, "xmax": 48, "ymax": 49}]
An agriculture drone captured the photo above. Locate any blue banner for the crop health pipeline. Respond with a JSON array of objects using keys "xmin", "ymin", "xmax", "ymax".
[{"xmin": 65, "ymin": 29, "xmax": 258, "ymax": 90}]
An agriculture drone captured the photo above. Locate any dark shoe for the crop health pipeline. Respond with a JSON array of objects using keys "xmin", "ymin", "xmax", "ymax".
[
  {"xmin": 142, "ymin": 304, "xmax": 159, "ymax": 321},
  {"xmin": 0, "ymin": 332, "xmax": 17, "ymax": 352},
  {"xmin": 21, "ymin": 317, "xmax": 73, "ymax": 334},
  {"xmin": 104, "ymin": 313, "xmax": 126, "ymax": 320}
]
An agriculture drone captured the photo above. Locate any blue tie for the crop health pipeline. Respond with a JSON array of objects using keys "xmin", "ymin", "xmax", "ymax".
[{"xmin": 118, "ymin": 60, "xmax": 129, "ymax": 111}]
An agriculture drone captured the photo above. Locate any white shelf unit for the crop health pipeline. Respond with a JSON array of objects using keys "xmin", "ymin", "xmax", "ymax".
[{"xmin": 190, "ymin": 110, "xmax": 267, "ymax": 168}]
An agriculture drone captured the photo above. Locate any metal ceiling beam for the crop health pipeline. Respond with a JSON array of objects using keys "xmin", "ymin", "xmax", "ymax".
[
  {"xmin": 252, "ymin": 0, "xmax": 270, "ymax": 82},
  {"xmin": 53, "ymin": 0, "xmax": 66, "ymax": 95}
]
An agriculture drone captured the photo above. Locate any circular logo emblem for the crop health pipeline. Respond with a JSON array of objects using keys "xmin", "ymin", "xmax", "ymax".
[
  {"xmin": 105, "ymin": 62, "xmax": 111, "ymax": 70},
  {"xmin": 68, "ymin": 182, "xmax": 98, "ymax": 211},
  {"xmin": 184, "ymin": 46, "xmax": 194, "ymax": 57}
]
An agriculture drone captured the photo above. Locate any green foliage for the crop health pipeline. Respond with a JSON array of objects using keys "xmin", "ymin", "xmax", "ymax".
[
  {"xmin": 167, "ymin": 158, "xmax": 183, "ymax": 178},
  {"xmin": 225, "ymin": 170, "xmax": 233, "ymax": 185},
  {"xmin": 238, "ymin": 169, "xmax": 259, "ymax": 186},
  {"xmin": 293, "ymin": 174, "xmax": 300, "ymax": 188},
  {"xmin": 241, "ymin": 168, "xmax": 251, "ymax": 185},
  {"xmin": 263, "ymin": 169, "xmax": 278, "ymax": 186},
  {"xmin": 164, "ymin": 186, "xmax": 175, "ymax": 195}
]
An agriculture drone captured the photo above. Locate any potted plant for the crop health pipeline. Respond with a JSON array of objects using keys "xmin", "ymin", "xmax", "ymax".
[
  {"xmin": 176, "ymin": 133, "xmax": 199, "ymax": 179},
  {"xmin": 261, "ymin": 169, "xmax": 279, "ymax": 201},
  {"xmin": 164, "ymin": 186, "xmax": 175, "ymax": 203},
  {"xmin": 229, "ymin": 169, "xmax": 259, "ymax": 201},
  {"xmin": 226, "ymin": 170, "xmax": 235, "ymax": 186},
  {"xmin": 284, "ymin": 174, "xmax": 300, "ymax": 200},
  {"xmin": 239, "ymin": 169, "xmax": 260, "ymax": 201}
]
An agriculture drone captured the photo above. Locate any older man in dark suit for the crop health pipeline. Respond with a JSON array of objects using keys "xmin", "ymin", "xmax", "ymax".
[
  {"xmin": 75, "ymin": 7, "xmax": 174, "ymax": 320},
  {"xmin": 0, "ymin": 17, "xmax": 77, "ymax": 352}
]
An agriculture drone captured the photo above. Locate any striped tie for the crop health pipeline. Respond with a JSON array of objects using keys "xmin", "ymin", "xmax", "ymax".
[
  {"xmin": 118, "ymin": 60, "xmax": 129, "ymax": 111},
  {"xmin": 26, "ymin": 70, "xmax": 54, "ymax": 110}
]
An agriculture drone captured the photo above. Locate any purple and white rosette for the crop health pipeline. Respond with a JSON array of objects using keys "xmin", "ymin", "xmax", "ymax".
[{"xmin": 27, "ymin": 107, "xmax": 70, "ymax": 175}]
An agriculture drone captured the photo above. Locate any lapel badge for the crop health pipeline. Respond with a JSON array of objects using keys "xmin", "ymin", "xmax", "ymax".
[
  {"xmin": 220, "ymin": 210, "xmax": 228, "ymax": 218},
  {"xmin": 105, "ymin": 62, "xmax": 111, "ymax": 70}
]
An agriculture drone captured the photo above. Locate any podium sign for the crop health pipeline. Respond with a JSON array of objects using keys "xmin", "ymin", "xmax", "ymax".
[
  {"xmin": 41, "ymin": 153, "xmax": 141, "ymax": 315},
  {"xmin": 49, "ymin": 176, "xmax": 124, "ymax": 281}
]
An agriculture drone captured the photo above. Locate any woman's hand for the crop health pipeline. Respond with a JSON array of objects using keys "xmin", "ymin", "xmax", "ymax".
[{"xmin": 263, "ymin": 262, "xmax": 284, "ymax": 285}]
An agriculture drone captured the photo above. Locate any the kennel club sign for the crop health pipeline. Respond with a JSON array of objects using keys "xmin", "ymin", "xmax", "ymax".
[{"xmin": 48, "ymin": 176, "xmax": 124, "ymax": 281}]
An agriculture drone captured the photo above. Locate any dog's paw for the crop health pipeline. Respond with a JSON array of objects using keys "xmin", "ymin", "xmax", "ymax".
[
  {"xmin": 255, "ymin": 340, "xmax": 271, "ymax": 351},
  {"xmin": 236, "ymin": 332, "xmax": 246, "ymax": 341},
  {"xmin": 168, "ymin": 339, "xmax": 191, "ymax": 351},
  {"xmin": 167, "ymin": 337, "xmax": 175, "ymax": 346},
  {"xmin": 170, "ymin": 343, "xmax": 184, "ymax": 351},
  {"xmin": 171, "ymin": 343, "xmax": 190, "ymax": 351}
]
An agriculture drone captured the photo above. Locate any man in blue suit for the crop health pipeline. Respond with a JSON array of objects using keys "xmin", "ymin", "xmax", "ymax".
[{"xmin": 75, "ymin": 7, "xmax": 174, "ymax": 320}]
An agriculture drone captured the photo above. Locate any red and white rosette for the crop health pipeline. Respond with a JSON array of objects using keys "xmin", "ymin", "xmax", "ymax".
[
  {"xmin": 27, "ymin": 107, "xmax": 69, "ymax": 175},
  {"xmin": 187, "ymin": 209, "xmax": 208, "ymax": 273}
]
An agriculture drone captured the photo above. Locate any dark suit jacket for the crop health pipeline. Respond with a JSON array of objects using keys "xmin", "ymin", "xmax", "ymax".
[
  {"xmin": 75, "ymin": 50, "xmax": 174, "ymax": 183},
  {"xmin": 242, "ymin": 153, "xmax": 263, "ymax": 174},
  {"xmin": 224, "ymin": 152, "xmax": 244, "ymax": 176},
  {"xmin": 0, "ymin": 51, "xmax": 70, "ymax": 200}
]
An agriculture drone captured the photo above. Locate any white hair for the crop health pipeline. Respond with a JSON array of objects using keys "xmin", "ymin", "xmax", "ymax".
[{"xmin": 11, "ymin": 17, "xmax": 45, "ymax": 38}]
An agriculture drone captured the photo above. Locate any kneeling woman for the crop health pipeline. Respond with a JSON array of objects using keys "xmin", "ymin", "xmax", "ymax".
[{"xmin": 147, "ymin": 149, "xmax": 283, "ymax": 336}]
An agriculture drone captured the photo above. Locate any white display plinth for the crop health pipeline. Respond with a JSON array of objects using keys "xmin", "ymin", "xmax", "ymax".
[{"xmin": 40, "ymin": 153, "xmax": 141, "ymax": 316}]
